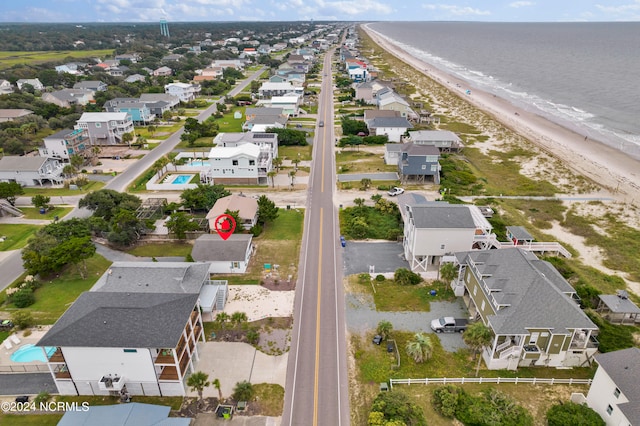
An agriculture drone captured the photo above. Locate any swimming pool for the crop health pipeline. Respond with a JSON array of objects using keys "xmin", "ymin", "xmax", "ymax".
[
  {"xmin": 188, "ymin": 160, "xmax": 210, "ymax": 167},
  {"xmin": 172, "ymin": 174, "xmax": 194, "ymax": 184},
  {"xmin": 11, "ymin": 344, "xmax": 56, "ymax": 363}
]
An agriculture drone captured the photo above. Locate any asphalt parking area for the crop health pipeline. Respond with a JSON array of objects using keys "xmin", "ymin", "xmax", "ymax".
[{"xmin": 342, "ymin": 241, "xmax": 408, "ymax": 275}]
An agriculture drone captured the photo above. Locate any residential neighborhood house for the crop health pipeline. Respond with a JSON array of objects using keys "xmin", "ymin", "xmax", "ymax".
[
  {"xmin": 0, "ymin": 156, "xmax": 64, "ymax": 186},
  {"xmin": 39, "ymin": 128, "xmax": 91, "ymax": 162},
  {"xmin": 75, "ymin": 112, "xmax": 134, "ymax": 146},
  {"xmin": 192, "ymin": 234, "xmax": 254, "ymax": 274}
]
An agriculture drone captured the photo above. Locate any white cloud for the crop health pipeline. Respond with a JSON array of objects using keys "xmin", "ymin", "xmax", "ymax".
[
  {"xmin": 596, "ymin": 1, "xmax": 640, "ymax": 14},
  {"xmin": 509, "ymin": 1, "xmax": 535, "ymax": 8},
  {"xmin": 422, "ymin": 4, "xmax": 491, "ymax": 16}
]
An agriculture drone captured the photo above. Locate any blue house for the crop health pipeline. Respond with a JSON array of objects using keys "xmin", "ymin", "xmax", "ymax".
[{"xmin": 398, "ymin": 143, "xmax": 440, "ymax": 184}]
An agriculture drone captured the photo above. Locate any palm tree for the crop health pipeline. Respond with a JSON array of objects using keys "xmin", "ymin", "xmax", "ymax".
[
  {"xmin": 463, "ymin": 322, "xmax": 494, "ymax": 376},
  {"xmin": 212, "ymin": 378, "xmax": 223, "ymax": 401},
  {"xmin": 186, "ymin": 371, "xmax": 210, "ymax": 412},
  {"xmin": 405, "ymin": 333, "xmax": 433, "ymax": 363},
  {"xmin": 215, "ymin": 312, "xmax": 230, "ymax": 330},
  {"xmin": 267, "ymin": 170, "xmax": 277, "ymax": 188},
  {"xmin": 292, "ymin": 157, "xmax": 301, "ymax": 171},
  {"xmin": 439, "ymin": 262, "xmax": 458, "ymax": 283},
  {"xmin": 353, "ymin": 197, "xmax": 366, "ymax": 210},
  {"xmin": 288, "ymin": 170, "xmax": 296, "ymax": 189},
  {"xmin": 272, "ymin": 157, "xmax": 283, "ymax": 172},
  {"xmin": 230, "ymin": 311, "xmax": 248, "ymax": 329},
  {"xmin": 376, "ymin": 320, "xmax": 393, "ymax": 340}
]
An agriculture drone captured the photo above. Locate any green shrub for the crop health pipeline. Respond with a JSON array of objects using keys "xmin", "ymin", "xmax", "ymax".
[
  {"xmin": 12, "ymin": 288, "xmax": 35, "ymax": 308},
  {"xmin": 394, "ymin": 268, "xmax": 422, "ymax": 286},
  {"xmin": 432, "ymin": 385, "xmax": 463, "ymax": 418},
  {"xmin": 11, "ymin": 310, "xmax": 34, "ymax": 329},
  {"xmin": 375, "ymin": 274, "xmax": 385, "ymax": 282},
  {"xmin": 546, "ymin": 402, "xmax": 604, "ymax": 426},
  {"xmin": 250, "ymin": 223, "xmax": 263, "ymax": 237},
  {"xmin": 246, "ymin": 329, "xmax": 259, "ymax": 345},
  {"xmin": 369, "ymin": 391, "xmax": 427, "ymax": 426},
  {"xmin": 232, "ymin": 381, "xmax": 255, "ymax": 401}
]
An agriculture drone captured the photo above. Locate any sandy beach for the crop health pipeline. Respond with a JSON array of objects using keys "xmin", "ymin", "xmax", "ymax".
[{"xmin": 362, "ymin": 24, "xmax": 640, "ymax": 206}]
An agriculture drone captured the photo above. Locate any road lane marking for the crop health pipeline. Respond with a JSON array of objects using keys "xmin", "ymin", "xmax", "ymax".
[
  {"xmin": 321, "ymin": 125, "xmax": 326, "ymax": 193},
  {"xmin": 313, "ymin": 208, "xmax": 323, "ymax": 426}
]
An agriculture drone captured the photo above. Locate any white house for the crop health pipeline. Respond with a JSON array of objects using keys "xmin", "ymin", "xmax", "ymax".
[
  {"xmin": 16, "ymin": 78, "xmax": 44, "ymax": 91},
  {"xmin": 258, "ymin": 82, "xmax": 303, "ymax": 98},
  {"xmin": 384, "ymin": 143, "xmax": 402, "ymax": 165},
  {"xmin": 213, "ymin": 132, "xmax": 278, "ymax": 164},
  {"xmin": 402, "ymin": 202, "xmax": 492, "ymax": 272},
  {"xmin": 256, "ymin": 94, "xmax": 301, "ymax": 117},
  {"xmin": 191, "ymin": 234, "xmax": 254, "ymax": 274},
  {"xmin": 0, "ymin": 156, "xmax": 64, "ymax": 186},
  {"xmin": 39, "ymin": 128, "xmax": 90, "ymax": 162},
  {"xmin": 164, "ymin": 83, "xmax": 200, "ymax": 103},
  {"xmin": 367, "ymin": 116, "xmax": 413, "ymax": 142},
  {"xmin": 584, "ymin": 348, "xmax": 640, "ymax": 425},
  {"xmin": 408, "ymin": 130, "xmax": 463, "ymax": 152},
  {"xmin": 202, "ymin": 143, "xmax": 270, "ymax": 185},
  {"xmin": 0, "ymin": 79, "xmax": 14, "ymax": 95},
  {"xmin": 75, "ymin": 112, "xmax": 134, "ymax": 146}
]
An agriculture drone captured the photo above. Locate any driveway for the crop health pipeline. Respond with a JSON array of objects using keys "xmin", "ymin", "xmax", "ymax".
[
  {"xmin": 343, "ymin": 241, "xmax": 408, "ymax": 275},
  {"xmin": 0, "ymin": 373, "xmax": 57, "ymax": 396},
  {"xmin": 337, "ymin": 172, "xmax": 398, "ymax": 182},
  {"xmin": 346, "ymin": 294, "xmax": 469, "ymax": 353}
]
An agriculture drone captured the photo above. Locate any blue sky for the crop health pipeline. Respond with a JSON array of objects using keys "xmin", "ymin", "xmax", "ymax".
[{"xmin": 1, "ymin": 0, "xmax": 640, "ymax": 23}]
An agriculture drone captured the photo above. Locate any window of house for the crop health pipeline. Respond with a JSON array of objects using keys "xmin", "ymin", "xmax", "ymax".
[
  {"xmin": 421, "ymin": 165, "xmax": 427, "ymax": 170},
  {"xmin": 232, "ymin": 160, "xmax": 238, "ymax": 166},
  {"xmin": 614, "ymin": 387, "xmax": 621, "ymax": 398},
  {"xmin": 123, "ymin": 349, "xmax": 137, "ymax": 353},
  {"xmin": 95, "ymin": 123, "xmax": 101, "ymax": 128},
  {"xmin": 473, "ymin": 285, "xmax": 478, "ymax": 296},
  {"xmin": 606, "ymin": 405, "xmax": 613, "ymax": 415},
  {"xmin": 440, "ymin": 244, "xmax": 445, "ymax": 249},
  {"xmin": 529, "ymin": 332, "xmax": 539, "ymax": 345},
  {"xmin": 249, "ymin": 160, "xmax": 255, "ymax": 165},
  {"xmin": 480, "ymin": 300, "xmax": 485, "ymax": 311},
  {"xmin": 232, "ymin": 262, "xmax": 240, "ymax": 269}
]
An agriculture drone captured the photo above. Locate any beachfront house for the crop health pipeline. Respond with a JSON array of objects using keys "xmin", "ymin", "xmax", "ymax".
[
  {"xmin": 452, "ymin": 248, "xmax": 599, "ymax": 370},
  {"xmin": 191, "ymin": 234, "xmax": 254, "ymax": 274},
  {"xmin": 366, "ymin": 116, "xmax": 413, "ymax": 142},
  {"xmin": 384, "ymin": 143, "xmax": 403, "ymax": 165},
  {"xmin": 583, "ymin": 348, "xmax": 640, "ymax": 426},
  {"xmin": 0, "ymin": 156, "xmax": 64, "ymax": 186},
  {"xmin": 213, "ymin": 132, "xmax": 278, "ymax": 164},
  {"xmin": 408, "ymin": 130, "xmax": 463, "ymax": 152},
  {"xmin": 402, "ymin": 202, "xmax": 492, "ymax": 272},
  {"xmin": 202, "ymin": 143, "xmax": 270, "ymax": 185},
  {"xmin": 37, "ymin": 262, "xmax": 229, "ymax": 397},
  {"xmin": 377, "ymin": 90, "xmax": 416, "ymax": 119},
  {"xmin": 39, "ymin": 128, "xmax": 91, "ymax": 162},
  {"xmin": 596, "ymin": 290, "xmax": 640, "ymax": 324},
  {"xmin": 75, "ymin": 112, "xmax": 134, "ymax": 146},
  {"xmin": 398, "ymin": 143, "xmax": 441, "ymax": 183},
  {"xmin": 73, "ymin": 80, "xmax": 108, "ymax": 92}
]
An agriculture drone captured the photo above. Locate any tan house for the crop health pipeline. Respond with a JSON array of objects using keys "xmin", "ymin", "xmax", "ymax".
[{"xmin": 206, "ymin": 194, "xmax": 259, "ymax": 231}]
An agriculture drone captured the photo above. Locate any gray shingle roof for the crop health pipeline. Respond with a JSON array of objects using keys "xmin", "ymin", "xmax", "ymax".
[
  {"xmin": 91, "ymin": 262, "xmax": 210, "ymax": 294},
  {"xmin": 408, "ymin": 130, "xmax": 462, "ymax": 142},
  {"xmin": 507, "ymin": 226, "xmax": 533, "ymax": 241},
  {"xmin": 385, "ymin": 143, "xmax": 402, "ymax": 153},
  {"xmin": 37, "ymin": 292, "xmax": 199, "ymax": 348},
  {"xmin": 410, "ymin": 204, "xmax": 475, "ymax": 229},
  {"xmin": 369, "ymin": 116, "xmax": 413, "ymax": 129},
  {"xmin": 595, "ymin": 348, "xmax": 640, "ymax": 423},
  {"xmin": 191, "ymin": 234, "xmax": 252, "ymax": 262},
  {"xmin": 458, "ymin": 248, "xmax": 596, "ymax": 335},
  {"xmin": 598, "ymin": 294, "xmax": 640, "ymax": 314},
  {"xmin": 0, "ymin": 156, "xmax": 48, "ymax": 171},
  {"xmin": 401, "ymin": 143, "xmax": 440, "ymax": 156}
]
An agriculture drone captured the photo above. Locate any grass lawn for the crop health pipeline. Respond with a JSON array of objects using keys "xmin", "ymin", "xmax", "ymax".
[
  {"xmin": 0, "ymin": 224, "xmax": 40, "ymax": 251},
  {"xmin": 0, "ymin": 414, "xmax": 63, "ymax": 425},
  {"xmin": 21, "ymin": 181, "xmax": 104, "ymax": 197},
  {"xmin": 0, "ymin": 254, "xmax": 112, "ymax": 324},
  {"xmin": 220, "ymin": 209, "xmax": 305, "ymax": 283},
  {"xmin": 0, "ymin": 49, "xmax": 114, "ymax": 69},
  {"xmin": 176, "ymin": 137, "xmax": 214, "ymax": 149},
  {"xmin": 215, "ymin": 109, "xmax": 244, "ymax": 133},
  {"xmin": 336, "ymin": 150, "xmax": 394, "ymax": 174},
  {"xmin": 20, "ymin": 207, "xmax": 73, "ymax": 220},
  {"xmin": 136, "ymin": 123, "xmax": 184, "ymax": 140},
  {"xmin": 350, "ymin": 276, "xmax": 457, "ymax": 311},
  {"xmin": 125, "ymin": 241, "xmax": 193, "ymax": 258},
  {"xmin": 279, "ymin": 145, "xmax": 313, "ymax": 161},
  {"xmin": 253, "ymin": 384, "xmax": 284, "ymax": 416}
]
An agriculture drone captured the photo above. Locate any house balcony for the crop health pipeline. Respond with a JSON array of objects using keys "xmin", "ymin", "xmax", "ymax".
[
  {"xmin": 190, "ymin": 311, "xmax": 198, "ymax": 327},
  {"xmin": 158, "ymin": 365, "xmax": 180, "ymax": 381},
  {"xmin": 48, "ymin": 348, "xmax": 65, "ymax": 363},
  {"xmin": 154, "ymin": 350, "xmax": 176, "ymax": 365},
  {"xmin": 570, "ymin": 334, "xmax": 599, "ymax": 350},
  {"xmin": 53, "ymin": 364, "xmax": 71, "ymax": 379}
]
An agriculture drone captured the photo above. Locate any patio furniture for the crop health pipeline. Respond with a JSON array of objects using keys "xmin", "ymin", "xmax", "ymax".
[
  {"xmin": 10, "ymin": 334, "xmax": 20, "ymax": 345},
  {"xmin": 3, "ymin": 339, "xmax": 11, "ymax": 350}
]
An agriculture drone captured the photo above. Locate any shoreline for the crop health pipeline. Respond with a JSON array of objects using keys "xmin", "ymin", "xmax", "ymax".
[{"xmin": 362, "ymin": 24, "xmax": 640, "ymax": 206}]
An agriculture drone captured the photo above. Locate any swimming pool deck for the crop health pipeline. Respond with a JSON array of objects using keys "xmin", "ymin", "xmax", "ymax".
[{"xmin": 0, "ymin": 326, "xmax": 52, "ymax": 370}]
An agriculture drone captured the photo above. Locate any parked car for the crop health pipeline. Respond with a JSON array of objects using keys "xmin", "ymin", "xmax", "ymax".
[
  {"xmin": 387, "ymin": 187, "xmax": 405, "ymax": 196},
  {"xmin": 430, "ymin": 316, "xmax": 468, "ymax": 333},
  {"xmin": 0, "ymin": 319, "xmax": 14, "ymax": 330},
  {"xmin": 319, "ymin": 120, "xmax": 324, "ymax": 127},
  {"xmin": 372, "ymin": 335, "xmax": 382, "ymax": 345}
]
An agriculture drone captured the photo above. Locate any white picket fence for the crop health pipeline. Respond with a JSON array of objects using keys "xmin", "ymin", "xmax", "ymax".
[{"xmin": 389, "ymin": 377, "xmax": 592, "ymax": 389}]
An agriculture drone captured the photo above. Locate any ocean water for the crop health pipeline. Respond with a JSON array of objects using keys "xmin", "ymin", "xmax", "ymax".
[{"xmin": 368, "ymin": 22, "xmax": 640, "ymax": 158}]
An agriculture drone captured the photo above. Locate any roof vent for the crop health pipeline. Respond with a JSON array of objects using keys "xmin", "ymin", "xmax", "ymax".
[
  {"xmin": 617, "ymin": 290, "xmax": 629, "ymax": 300},
  {"xmin": 104, "ymin": 321, "xmax": 107, "ymax": 324}
]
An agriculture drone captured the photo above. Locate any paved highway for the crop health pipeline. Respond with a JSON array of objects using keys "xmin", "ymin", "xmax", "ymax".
[{"xmin": 282, "ymin": 49, "xmax": 350, "ymax": 425}]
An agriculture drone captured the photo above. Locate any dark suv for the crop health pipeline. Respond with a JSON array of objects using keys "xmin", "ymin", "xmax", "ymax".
[{"xmin": 0, "ymin": 319, "xmax": 14, "ymax": 330}]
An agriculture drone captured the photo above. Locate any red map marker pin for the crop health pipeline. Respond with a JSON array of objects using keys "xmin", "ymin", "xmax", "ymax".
[{"xmin": 214, "ymin": 214, "xmax": 236, "ymax": 240}]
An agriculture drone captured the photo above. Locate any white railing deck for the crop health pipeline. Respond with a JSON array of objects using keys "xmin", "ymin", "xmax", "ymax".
[
  {"xmin": 389, "ymin": 377, "xmax": 592, "ymax": 389},
  {"xmin": 473, "ymin": 234, "xmax": 571, "ymax": 258}
]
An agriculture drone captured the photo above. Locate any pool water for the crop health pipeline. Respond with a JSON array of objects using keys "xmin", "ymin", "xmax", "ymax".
[
  {"xmin": 172, "ymin": 174, "xmax": 194, "ymax": 185},
  {"xmin": 11, "ymin": 344, "xmax": 56, "ymax": 363},
  {"xmin": 188, "ymin": 160, "xmax": 210, "ymax": 167}
]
